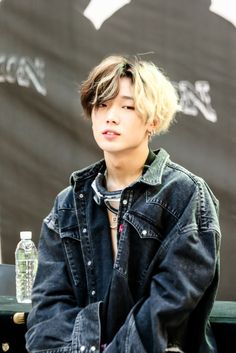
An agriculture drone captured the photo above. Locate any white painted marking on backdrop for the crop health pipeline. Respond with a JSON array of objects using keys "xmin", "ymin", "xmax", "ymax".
[
  {"xmin": 210, "ymin": 0, "xmax": 236, "ymax": 27},
  {"xmin": 174, "ymin": 81, "xmax": 217, "ymax": 123},
  {"xmin": 0, "ymin": 56, "xmax": 47, "ymax": 95},
  {"xmin": 83, "ymin": 0, "xmax": 132, "ymax": 30}
]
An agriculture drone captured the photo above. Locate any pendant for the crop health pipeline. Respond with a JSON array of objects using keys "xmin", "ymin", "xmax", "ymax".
[{"xmin": 110, "ymin": 214, "xmax": 118, "ymax": 229}]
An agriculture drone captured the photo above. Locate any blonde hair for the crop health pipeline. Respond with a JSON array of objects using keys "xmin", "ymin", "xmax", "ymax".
[{"xmin": 80, "ymin": 55, "xmax": 179, "ymax": 135}]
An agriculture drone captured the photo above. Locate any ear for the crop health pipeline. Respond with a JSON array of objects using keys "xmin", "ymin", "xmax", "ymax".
[{"xmin": 147, "ymin": 118, "xmax": 158, "ymax": 134}]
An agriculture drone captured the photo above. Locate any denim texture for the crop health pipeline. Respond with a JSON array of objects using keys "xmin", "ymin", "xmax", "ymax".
[{"xmin": 26, "ymin": 149, "xmax": 221, "ymax": 353}]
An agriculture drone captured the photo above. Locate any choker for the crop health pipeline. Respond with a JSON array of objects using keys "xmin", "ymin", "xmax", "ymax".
[{"xmin": 92, "ymin": 173, "xmax": 122, "ymax": 229}]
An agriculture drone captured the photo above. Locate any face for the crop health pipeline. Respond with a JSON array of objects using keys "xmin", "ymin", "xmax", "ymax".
[{"xmin": 91, "ymin": 77, "xmax": 154, "ymax": 156}]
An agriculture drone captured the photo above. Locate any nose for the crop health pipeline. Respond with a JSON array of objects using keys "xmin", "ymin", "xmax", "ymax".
[{"xmin": 105, "ymin": 106, "xmax": 119, "ymax": 124}]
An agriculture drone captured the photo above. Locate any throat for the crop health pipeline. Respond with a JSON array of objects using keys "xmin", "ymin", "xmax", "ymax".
[
  {"xmin": 105, "ymin": 169, "xmax": 142, "ymax": 192},
  {"xmin": 104, "ymin": 146, "xmax": 149, "ymax": 191}
]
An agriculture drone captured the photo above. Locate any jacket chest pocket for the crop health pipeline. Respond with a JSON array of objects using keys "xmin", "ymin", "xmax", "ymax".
[
  {"xmin": 123, "ymin": 211, "xmax": 163, "ymax": 241},
  {"xmin": 123, "ymin": 211, "xmax": 163, "ymax": 295},
  {"xmin": 60, "ymin": 230, "xmax": 83, "ymax": 285}
]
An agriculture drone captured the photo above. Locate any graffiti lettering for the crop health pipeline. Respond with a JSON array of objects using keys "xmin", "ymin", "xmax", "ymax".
[
  {"xmin": 0, "ymin": 55, "xmax": 47, "ymax": 96},
  {"xmin": 174, "ymin": 80, "xmax": 217, "ymax": 123}
]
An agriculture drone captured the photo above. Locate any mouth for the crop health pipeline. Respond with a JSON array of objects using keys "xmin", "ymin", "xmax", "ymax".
[{"xmin": 102, "ymin": 130, "xmax": 120, "ymax": 136}]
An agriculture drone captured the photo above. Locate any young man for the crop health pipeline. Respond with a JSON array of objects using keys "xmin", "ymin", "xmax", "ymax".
[{"xmin": 26, "ymin": 56, "xmax": 221, "ymax": 353}]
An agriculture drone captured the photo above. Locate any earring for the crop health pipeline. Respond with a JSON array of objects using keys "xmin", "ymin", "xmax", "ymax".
[{"xmin": 148, "ymin": 130, "xmax": 154, "ymax": 137}]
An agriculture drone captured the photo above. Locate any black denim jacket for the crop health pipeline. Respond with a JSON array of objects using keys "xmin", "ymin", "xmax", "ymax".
[{"xmin": 26, "ymin": 149, "xmax": 221, "ymax": 353}]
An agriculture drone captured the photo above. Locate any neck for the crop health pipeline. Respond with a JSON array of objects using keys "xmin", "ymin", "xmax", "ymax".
[{"xmin": 104, "ymin": 146, "xmax": 149, "ymax": 191}]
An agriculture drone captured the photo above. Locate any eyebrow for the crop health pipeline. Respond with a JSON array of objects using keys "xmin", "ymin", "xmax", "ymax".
[{"xmin": 120, "ymin": 95, "xmax": 134, "ymax": 101}]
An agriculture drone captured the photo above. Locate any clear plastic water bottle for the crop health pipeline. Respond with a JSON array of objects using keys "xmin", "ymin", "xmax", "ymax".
[{"xmin": 15, "ymin": 231, "xmax": 38, "ymax": 303}]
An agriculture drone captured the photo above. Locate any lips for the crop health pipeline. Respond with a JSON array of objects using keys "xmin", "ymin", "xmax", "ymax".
[{"xmin": 102, "ymin": 129, "xmax": 120, "ymax": 136}]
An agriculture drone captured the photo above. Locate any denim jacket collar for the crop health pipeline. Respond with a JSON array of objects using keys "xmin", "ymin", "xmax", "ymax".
[
  {"xmin": 70, "ymin": 148, "xmax": 170, "ymax": 187},
  {"xmin": 140, "ymin": 148, "xmax": 169, "ymax": 186},
  {"xmin": 70, "ymin": 159, "xmax": 105, "ymax": 186}
]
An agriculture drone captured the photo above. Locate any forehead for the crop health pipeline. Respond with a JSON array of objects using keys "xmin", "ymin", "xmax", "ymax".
[{"xmin": 117, "ymin": 77, "xmax": 134, "ymax": 98}]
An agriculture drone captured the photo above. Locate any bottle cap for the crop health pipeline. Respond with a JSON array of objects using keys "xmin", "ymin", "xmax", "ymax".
[{"xmin": 20, "ymin": 231, "xmax": 32, "ymax": 240}]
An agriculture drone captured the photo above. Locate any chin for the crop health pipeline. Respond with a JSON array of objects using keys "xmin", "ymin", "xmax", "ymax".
[
  {"xmin": 96, "ymin": 141, "xmax": 121, "ymax": 153},
  {"xmin": 102, "ymin": 147, "xmax": 123, "ymax": 154}
]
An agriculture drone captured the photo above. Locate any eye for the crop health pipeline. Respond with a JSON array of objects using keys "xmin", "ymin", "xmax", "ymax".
[{"xmin": 123, "ymin": 106, "xmax": 135, "ymax": 110}]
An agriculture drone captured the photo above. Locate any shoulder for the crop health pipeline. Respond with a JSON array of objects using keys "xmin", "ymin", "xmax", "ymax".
[
  {"xmin": 163, "ymin": 158, "xmax": 220, "ymax": 231},
  {"xmin": 166, "ymin": 159, "xmax": 202, "ymax": 186},
  {"xmin": 145, "ymin": 149, "xmax": 219, "ymax": 216},
  {"xmin": 164, "ymin": 158, "xmax": 215, "ymax": 200},
  {"xmin": 167, "ymin": 158, "xmax": 218, "ymax": 199},
  {"xmin": 56, "ymin": 186, "xmax": 74, "ymax": 210}
]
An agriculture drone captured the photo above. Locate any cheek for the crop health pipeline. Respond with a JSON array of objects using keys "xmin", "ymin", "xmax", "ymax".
[
  {"xmin": 91, "ymin": 114, "xmax": 97, "ymax": 130},
  {"xmin": 91, "ymin": 110, "xmax": 102, "ymax": 127},
  {"xmin": 91, "ymin": 119, "xmax": 100, "ymax": 140},
  {"xmin": 92, "ymin": 122, "xmax": 98, "ymax": 137}
]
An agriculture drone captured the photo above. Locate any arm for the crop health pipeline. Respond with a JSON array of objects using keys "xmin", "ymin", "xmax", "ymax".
[
  {"xmin": 26, "ymin": 205, "xmax": 102, "ymax": 353},
  {"xmin": 105, "ymin": 182, "xmax": 221, "ymax": 353}
]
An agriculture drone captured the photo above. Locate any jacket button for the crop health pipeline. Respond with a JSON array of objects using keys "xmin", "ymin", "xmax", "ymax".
[
  {"xmin": 82, "ymin": 228, "xmax": 87, "ymax": 233},
  {"xmin": 79, "ymin": 193, "xmax": 84, "ymax": 198},
  {"xmin": 90, "ymin": 347, "xmax": 96, "ymax": 352},
  {"xmin": 87, "ymin": 260, "xmax": 92, "ymax": 266},
  {"xmin": 79, "ymin": 346, "xmax": 86, "ymax": 352},
  {"xmin": 122, "ymin": 199, "xmax": 128, "ymax": 205},
  {"xmin": 91, "ymin": 290, "xmax": 96, "ymax": 296},
  {"xmin": 142, "ymin": 230, "xmax": 147, "ymax": 235}
]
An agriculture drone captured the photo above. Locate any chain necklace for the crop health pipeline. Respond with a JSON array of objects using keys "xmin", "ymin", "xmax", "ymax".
[{"xmin": 103, "ymin": 169, "xmax": 121, "ymax": 229}]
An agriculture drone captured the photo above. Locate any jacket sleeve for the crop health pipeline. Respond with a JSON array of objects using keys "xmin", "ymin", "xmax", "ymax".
[
  {"xmin": 26, "ymin": 204, "xmax": 102, "ymax": 353},
  {"xmin": 104, "ymin": 181, "xmax": 221, "ymax": 353}
]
